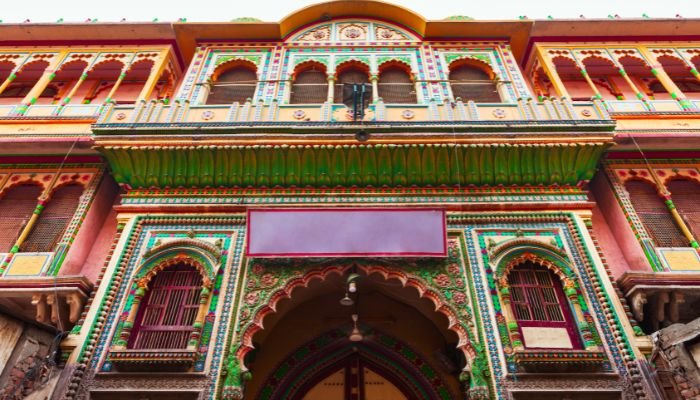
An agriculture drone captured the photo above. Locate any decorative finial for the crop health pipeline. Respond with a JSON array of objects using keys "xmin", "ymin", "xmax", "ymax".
[
  {"xmin": 178, "ymin": 17, "xmax": 187, "ymax": 22},
  {"xmin": 547, "ymin": 15, "xmax": 554, "ymax": 20},
  {"xmin": 56, "ymin": 18, "xmax": 64, "ymax": 23},
  {"xmin": 518, "ymin": 15, "xmax": 528, "ymax": 20},
  {"xmin": 642, "ymin": 13, "xmax": 650, "ymax": 18},
  {"xmin": 152, "ymin": 18, "xmax": 159, "ymax": 22}
]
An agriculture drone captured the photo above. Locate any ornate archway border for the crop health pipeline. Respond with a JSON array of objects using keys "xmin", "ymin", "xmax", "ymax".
[
  {"xmin": 222, "ymin": 240, "xmax": 491, "ymax": 399},
  {"xmin": 258, "ymin": 329, "xmax": 454, "ymax": 400}
]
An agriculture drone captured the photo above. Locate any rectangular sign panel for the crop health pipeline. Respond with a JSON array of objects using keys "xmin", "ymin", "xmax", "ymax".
[{"xmin": 247, "ymin": 208, "xmax": 446, "ymax": 257}]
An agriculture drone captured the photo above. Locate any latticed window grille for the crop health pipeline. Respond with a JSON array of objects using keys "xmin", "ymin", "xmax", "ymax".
[
  {"xmin": 509, "ymin": 263, "xmax": 566, "ymax": 323},
  {"xmin": 668, "ymin": 179, "xmax": 700, "ymax": 239},
  {"xmin": 206, "ymin": 67, "xmax": 257, "ymax": 104},
  {"xmin": 0, "ymin": 184, "xmax": 42, "ymax": 253},
  {"xmin": 508, "ymin": 262, "xmax": 581, "ymax": 349},
  {"xmin": 290, "ymin": 69, "xmax": 328, "ymax": 104},
  {"xmin": 334, "ymin": 68, "xmax": 372, "ymax": 106},
  {"xmin": 626, "ymin": 180, "xmax": 687, "ymax": 247},
  {"xmin": 377, "ymin": 67, "xmax": 415, "ymax": 104},
  {"xmin": 449, "ymin": 65, "xmax": 501, "ymax": 103},
  {"xmin": 21, "ymin": 184, "xmax": 83, "ymax": 253},
  {"xmin": 130, "ymin": 264, "xmax": 203, "ymax": 350}
]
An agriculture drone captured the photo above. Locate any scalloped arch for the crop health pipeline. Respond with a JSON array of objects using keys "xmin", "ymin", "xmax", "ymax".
[
  {"xmin": 235, "ymin": 263, "xmax": 477, "ymax": 372},
  {"xmin": 211, "ymin": 58, "xmax": 259, "ymax": 81},
  {"xmin": 335, "ymin": 58, "xmax": 371, "ymax": 75},
  {"xmin": 134, "ymin": 238, "xmax": 222, "ymax": 287},
  {"xmin": 377, "ymin": 58, "xmax": 413, "ymax": 74},
  {"xmin": 490, "ymin": 239, "xmax": 575, "ymax": 284},
  {"xmin": 447, "ymin": 56, "xmax": 496, "ymax": 80}
]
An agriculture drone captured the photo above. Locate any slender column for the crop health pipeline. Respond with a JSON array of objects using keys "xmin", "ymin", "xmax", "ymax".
[
  {"xmin": 606, "ymin": 51, "xmax": 647, "ymax": 100},
  {"xmin": 579, "ymin": 67, "xmax": 602, "ymax": 99},
  {"xmin": 0, "ymin": 54, "xmax": 31, "ymax": 97},
  {"xmin": 114, "ymin": 285, "xmax": 147, "ymax": 349},
  {"xmin": 104, "ymin": 55, "xmax": 136, "ymax": 104},
  {"xmin": 60, "ymin": 68, "xmax": 90, "ymax": 105},
  {"xmin": 9, "ymin": 172, "xmax": 60, "ymax": 254},
  {"xmin": 638, "ymin": 47, "xmax": 690, "ymax": 107},
  {"xmin": 535, "ymin": 47, "xmax": 570, "ymax": 99},
  {"xmin": 17, "ymin": 51, "xmax": 69, "ymax": 113},
  {"xmin": 187, "ymin": 286, "xmax": 211, "ymax": 350},
  {"xmin": 498, "ymin": 286, "xmax": 523, "ymax": 349},
  {"xmin": 646, "ymin": 167, "xmax": 699, "ymax": 249},
  {"xmin": 326, "ymin": 74, "xmax": 335, "ymax": 103},
  {"xmin": 563, "ymin": 279, "xmax": 597, "ymax": 350},
  {"xmin": 135, "ymin": 49, "xmax": 169, "ymax": 103},
  {"xmin": 370, "ymin": 74, "xmax": 379, "ymax": 102}
]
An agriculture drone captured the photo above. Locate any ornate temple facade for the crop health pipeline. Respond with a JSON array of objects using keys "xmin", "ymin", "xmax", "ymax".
[{"xmin": 0, "ymin": 1, "xmax": 698, "ymax": 399}]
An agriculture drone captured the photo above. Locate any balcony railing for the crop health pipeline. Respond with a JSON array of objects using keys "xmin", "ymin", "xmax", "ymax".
[{"xmin": 95, "ymin": 97, "xmax": 613, "ymax": 127}]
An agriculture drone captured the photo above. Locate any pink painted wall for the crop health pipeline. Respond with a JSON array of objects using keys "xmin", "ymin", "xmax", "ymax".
[
  {"xmin": 590, "ymin": 171, "xmax": 653, "ymax": 278},
  {"xmin": 59, "ymin": 174, "xmax": 118, "ymax": 282}
]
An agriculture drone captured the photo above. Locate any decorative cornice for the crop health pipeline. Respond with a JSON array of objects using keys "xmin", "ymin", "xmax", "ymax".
[{"xmin": 97, "ymin": 141, "xmax": 609, "ymax": 189}]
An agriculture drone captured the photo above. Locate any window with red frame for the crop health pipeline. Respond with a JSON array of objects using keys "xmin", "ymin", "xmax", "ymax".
[
  {"xmin": 129, "ymin": 264, "xmax": 203, "ymax": 350},
  {"xmin": 509, "ymin": 262, "xmax": 581, "ymax": 349}
]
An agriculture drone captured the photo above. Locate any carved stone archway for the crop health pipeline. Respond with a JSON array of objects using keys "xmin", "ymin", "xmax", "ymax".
[{"xmin": 222, "ymin": 239, "xmax": 491, "ymax": 399}]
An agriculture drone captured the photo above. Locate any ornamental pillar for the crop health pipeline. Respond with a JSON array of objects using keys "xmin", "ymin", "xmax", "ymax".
[
  {"xmin": 326, "ymin": 74, "xmax": 335, "ymax": 103},
  {"xmin": 187, "ymin": 285, "xmax": 211, "ymax": 350},
  {"xmin": 579, "ymin": 67, "xmax": 603, "ymax": 99},
  {"xmin": 17, "ymin": 51, "xmax": 68, "ymax": 114},
  {"xmin": 135, "ymin": 49, "xmax": 169, "ymax": 103},
  {"xmin": 535, "ymin": 47, "xmax": 570, "ymax": 99},
  {"xmin": 0, "ymin": 54, "xmax": 31, "ymax": 97},
  {"xmin": 638, "ymin": 47, "xmax": 692, "ymax": 109},
  {"xmin": 113, "ymin": 285, "xmax": 148, "ymax": 350},
  {"xmin": 498, "ymin": 284, "xmax": 524, "ymax": 350},
  {"xmin": 370, "ymin": 74, "xmax": 379, "ymax": 103},
  {"xmin": 647, "ymin": 167, "xmax": 700, "ymax": 249},
  {"xmin": 563, "ymin": 278, "xmax": 598, "ymax": 350},
  {"xmin": 60, "ymin": 67, "xmax": 90, "ymax": 106}
]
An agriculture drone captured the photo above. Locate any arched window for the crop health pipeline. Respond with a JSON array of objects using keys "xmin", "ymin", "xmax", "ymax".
[
  {"xmin": 206, "ymin": 66, "xmax": 257, "ymax": 105},
  {"xmin": 129, "ymin": 264, "xmax": 203, "ymax": 350},
  {"xmin": 334, "ymin": 67, "xmax": 371, "ymax": 107},
  {"xmin": 290, "ymin": 68, "xmax": 328, "ymax": 104},
  {"xmin": 509, "ymin": 262, "xmax": 580, "ymax": 349},
  {"xmin": 21, "ymin": 184, "xmax": 83, "ymax": 252},
  {"xmin": 667, "ymin": 179, "xmax": 700, "ymax": 239},
  {"xmin": 377, "ymin": 66, "xmax": 414, "ymax": 104},
  {"xmin": 626, "ymin": 180, "xmax": 687, "ymax": 247},
  {"xmin": 449, "ymin": 64, "xmax": 500, "ymax": 103},
  {"xmin": 0, "ymin": 184, "xmax": 42, "ymax": 253}
]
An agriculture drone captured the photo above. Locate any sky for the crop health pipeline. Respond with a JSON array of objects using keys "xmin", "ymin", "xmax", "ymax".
[{"xmin": 1, "ymin": 0, "xmax": 698, "ymax": 23}]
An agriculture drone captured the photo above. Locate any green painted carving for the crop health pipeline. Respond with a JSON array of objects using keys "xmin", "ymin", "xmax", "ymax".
[
  {"xmin": 224, "ymin": 239, "xmax": 491, "ymax": 399},
  {"xmin": 98, "ymin": 142, "xmax": 608, "ymax": 189},
  {"xmin": 444, "ymin": 53, "xmax": 491, "ymax": 66},
  {"xmin": 223, "ymin": 355, "xmax": 249, "ymax": 400},
  {"xmin": 292, "ymin": 56, "xmax": 330, "ymax": 69},
  {"xmin": 215, "ymin": 54, "xmax": 262, "ymax": 67},
  {"xmin": 334, "ymin": 55, "xmax": 371, "ymax": 69},
  {"xmin": 377, "ymin": 55, "xmax": 412, "ymax": 69}
]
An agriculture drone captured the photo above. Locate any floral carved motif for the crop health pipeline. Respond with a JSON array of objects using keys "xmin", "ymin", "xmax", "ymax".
[{"xmin": 375, "ymin": 26, "xmax": 409, "ymax": 40}]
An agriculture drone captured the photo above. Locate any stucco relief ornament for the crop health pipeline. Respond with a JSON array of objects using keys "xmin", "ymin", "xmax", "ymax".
[
  {"xmin": 492, "ymin": 109, "xmax": 506, "ymax": 119},
  {"xmin": 292, "ymin": 109, "xmax": 306, "ymax": 120},
  {"xmin": 201, "ymin": 110, "xmax": 215, "ymax": 120},
  {"xmin": 339, "ymin": 24, "xmax": 367, "ymax": 40},
  {"xmin": 115, "ymin": 112, "xmax": 127, "ymax": 120},
  {"xmin": 401, "ymin": 109, "xmax": 415, "ymax": 119},
  {"xmin": 344, "ymin": 27, "xmax": 362, "ymax": 38},
  {"xmin": 376, "ymin": 26, "xmax": 408, "ymax": 40},
  {"xmin": 581, "ymin": 109, "xmax": 592, "ymax": 117},
  {"xmin": 313, "ymin": 30, "xmax": 327, "ymax": 40}
]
